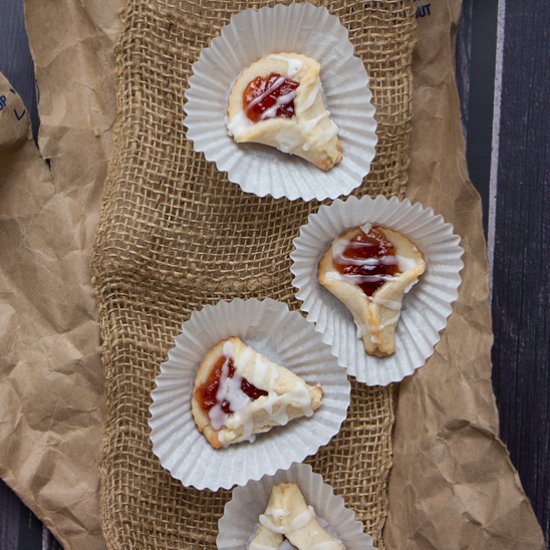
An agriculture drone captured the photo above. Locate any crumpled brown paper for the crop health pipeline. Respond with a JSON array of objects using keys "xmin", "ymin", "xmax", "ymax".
[
  {"xmin": 0, "ymin": 1, "xmax": 545, "ymax": 549},
  {"xmin": 0, "ymin": 1, "xmax": 119, "ymax": 548}
]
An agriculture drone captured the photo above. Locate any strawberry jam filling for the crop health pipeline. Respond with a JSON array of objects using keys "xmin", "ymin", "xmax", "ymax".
[
  {"xmin": 243, "ymin": 72, "xmax": 299, "ymax": 123},
  {"xmin": 334, "ymin": 226, "xmax": 400, "ymax": 297},
  {"xmin": 198, "ymin": 355, "xmax": 268, "ymax": 414}
]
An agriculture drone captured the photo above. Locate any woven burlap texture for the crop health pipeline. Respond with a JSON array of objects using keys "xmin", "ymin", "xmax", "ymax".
[{"xmin": 91, "ymin": 1, "xmax": 415, "ymax": 548}]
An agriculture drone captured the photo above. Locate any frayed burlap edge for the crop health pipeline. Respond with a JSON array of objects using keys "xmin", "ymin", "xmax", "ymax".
[{"xmin": 92, "ymin": 1, "xmax": 415, "ymax": 549}]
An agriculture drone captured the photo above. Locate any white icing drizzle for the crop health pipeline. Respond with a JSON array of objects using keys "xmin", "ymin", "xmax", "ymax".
[
  {"xmin": 252, "ymin": 503, "xmax": 342, "ymax": 550},
  {"xmin": 218, "ymin": 362, "xmax": 250, "ymax": 408},
  {"xmin": 259, "ymin": 514, "xmax": 286, "ymax": 535},
  {"xmin": 378, "ymin": 312, "xmax": 401, "ymax": 331},
  {"xmin": 228, "ymin": 76, "xmax": 286, "ymax": 137},
  {"xmin": 327, "ymin": 225, "xmax": 418, "ymax": 344},
  {"xmin": 268, "ymin": 54, "xmax": 304, "ymax": 77},
  {"xmin": 286, "ymin": 506, "xmax": 315, "ymax": 532},
  {"xmin": 339, "ymin": 273, "xmax": 397, "ymax": 285},
  {"xmin": 323, "ymin": 269, "xmax": 397, "ymax": 287},
  {"xmin": 228, "ymin": 375, "xmax": 313, "ymax": 432},
  {"xmin": 396, "ymin": 254, "xmax": 418, "ymax": 272},
  {"xmin": 266, "ymin": 507, "xmax": 289, "ymax": 519},
  {"xmin": 371, "ymin": 296, "xmax": 402, "ymax": 310},
  {"xmin": 248, "ymin": 542, "xmax": 280, "ymax": 550},
  {"xmin": 301, "ymin": 111, "xmax": 330, "ymax": 134},
  {"xmin": 356, "ymin": 311, "xmax": 400, "ymax": 337},
  {"xmin": 329, "ymin": 233, "xmax": 401, "ymax": 286},
  {"xmin": 208, "ymin": 341, "xmax": 253, "ymax": 430},
  {"xmin": 247, "ymin": 76, "xmax": 286, "ymax": 111},
  {"xmin": 215, "ymin": 343, "xmax": 314, "ymax": 444},
  {"xmin": 404, "ymin": 280, "xmax": 417, "ymax": 294},
  {"xmin": 296, "ymin": 84, "xmax": 319, "ymax": 115},
  {"xmin": 259, "ymin": 506, "xmax": 315, "ymax": 535},
  {"xmin": 208, "ymin": 403, "xmax": 227, "ymax": 431},
  {"xmin": 330, "ymin": 237, "xmax": 350, "ymax": 261},
  {"xmin": 311, "ymin": 542, "xmax": 343, "ymax": 550},
  {"xmin": 253, "ymin": 354, "xmax": 269, "ymax": 382},
  {"xmin": 354, "ymin": 321, "xmax": 366, "ymax": 339},
  {"xmin": 227, "ymin": 110, "xmax": 253, "ymax": 137},
  {"xmin": 223, "ymin": 340, "xmax": 233, "ymax": 356},
  {"xmin": 275, "ymin": 127, "xmax": 303, "ymax": 153},
  {"xmin": 360, "ymin": 222, "xmax": 372, "ymax": 234},
  {"xmin": 321, "ymin": 270, "xmax": 342, "ymax": 283},
  {"xmin": 332, "ymin": 244, "xmax": 398, "ymax": 266},
  {"xmin": 228, "ymin": 55, "xmax": 340, "ymax": 159},
  {"xmin": 303, "ymin": 119, "xmax": 338, "ymax": 151}
]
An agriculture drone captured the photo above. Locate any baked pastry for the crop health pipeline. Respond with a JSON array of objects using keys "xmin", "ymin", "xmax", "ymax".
[
  {"xmin": 227, "ymin": 52, "xmax": 342, "ymax": 171},
  {"xmin": 191, "ymin": 337, "xmax": 323, "ymax": 448},
  {"xmin": 319, "ymin": 224, "xmax": 425, "ymax": 357},
  {"xmin": 249, "ymin": 483, "xmax": 344, "ymax": 550}
]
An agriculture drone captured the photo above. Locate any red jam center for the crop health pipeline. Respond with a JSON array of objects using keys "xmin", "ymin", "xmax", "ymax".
[
  {"xmin": 334, "ymin": 226, "xmax": 400, "ymax": 297},
  {"xmin": 243, "ymin": 72, "xmax": 299, "ymax": 123},
  {"xmin": 197, "ymin": 355, "xmax": 268, "ymax": 414}
]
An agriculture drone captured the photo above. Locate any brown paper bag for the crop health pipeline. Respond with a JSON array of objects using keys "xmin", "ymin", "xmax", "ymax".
[
  {"xmin": 385, "ymin": 2, "xmax": 545, "ymax": 548},
  {"xmin": 0, "ymin": 1, "xmax": 119, "ymax": 548},
  {"xmin": 0, "ymin": 1, "xmax": 545, "ymax": 549}
]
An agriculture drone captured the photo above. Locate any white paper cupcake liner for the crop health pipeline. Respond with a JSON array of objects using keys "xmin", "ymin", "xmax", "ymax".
[
  {"xmin": 149, "ymin": 299, "xmax": 350, "ymax": 490},
  {"xmin": 217, "ymin": 462, "xmax": 376, "ymax": 550},
  {"xmin": 290, "ymin": 196, "xmax": 464, "ymax": 386},
  {"xmin": 184, "ymin": 3, "xmax": 377, "ymax": 202}
]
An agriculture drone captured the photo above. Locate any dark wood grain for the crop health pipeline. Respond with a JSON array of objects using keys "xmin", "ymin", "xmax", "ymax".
[
  {"xmin": 461, "ymin": 0, "xmax": 499, "ymax": 233},
  {"xmin": 0, "ymin": 2, "xmax": 54, "ymax": 548},
  {"xmin": 491, "ymin": 0, "xmax": 550, "ymax": 542},
  {"xmin": 0, "ymin": 480, "xmax": 22, "ymax": 549},
  {"xmin": 0, "ymin": 480, "xmax": 45, "ymax": 550},
  {"xmin": 455, "ymin": 0, "xmax": 472, "ymax": 143},
  {"xmin": 0, "ymin": 0, "xmax": 38, "ymax": 137},
  {"xmin": 41, "ymin": 531, "xmax": 63, "ymax": 550}
]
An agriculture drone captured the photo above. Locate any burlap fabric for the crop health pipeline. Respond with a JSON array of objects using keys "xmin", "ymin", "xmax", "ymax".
[{"xmin": 91, "ymin": 1, "xmax": 415, "ymax": 548}]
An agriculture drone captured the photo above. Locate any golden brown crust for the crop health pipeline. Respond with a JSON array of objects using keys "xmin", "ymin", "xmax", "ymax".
[
  {"xmin": 227, "ymin": 52, "xmax": 342, "ymax": 171},
  {"xmin": 191, "ymin": 337, "xmax": 323, "ymax": 449},
  {"xmin": 191, "ymin": 339, "xmax": 229, "ymax": 449},
  {"xmin": 319, "ymin": 225, "xmax": 425, "ymax": 357}
]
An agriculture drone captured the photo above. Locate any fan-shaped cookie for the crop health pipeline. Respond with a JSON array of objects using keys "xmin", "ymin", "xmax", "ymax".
[
  {"xmin": 249, "ymin": 483, "xmax": 344, "ymax": 550},
  {"xmin": 191, "ymin": 337, "xmax": 323, "ymax": 448},
  {"xmin": 227, "ymin": 53, "xmax": 342, "ymax": 171},
  {"xmin": 319, "ymin": 224, "xmax": 425, "ymax": 357}
]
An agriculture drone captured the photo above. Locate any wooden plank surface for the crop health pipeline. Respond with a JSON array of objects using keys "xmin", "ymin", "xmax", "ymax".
[
  {"xmin": 459, "ymin": 0, "xmax": 499, "ymax": 232},
  {"xmin": 490, "ymin": 1, "xmax": 550, "ymax": 540},
  {"xmin": 458, "ymin": 0, "xmax": 550, "ymax": 541},
  {"xmin": 0, "ymin": 0, "xmax": 548, "ymax": 548},
  {"xmin": 0, "ymin": 480, "xmax": 47, "ymax": 549}
]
